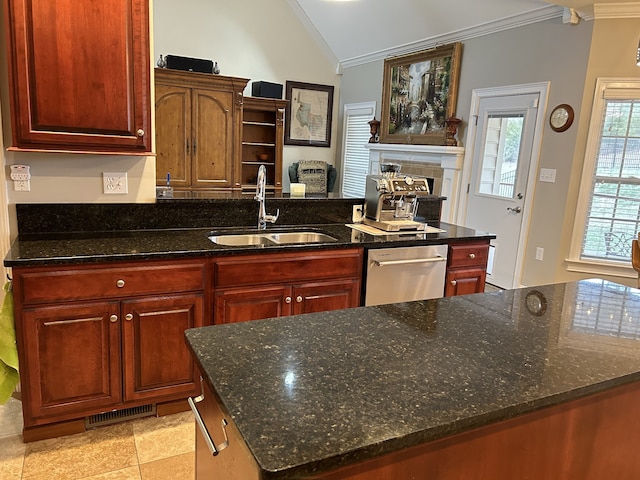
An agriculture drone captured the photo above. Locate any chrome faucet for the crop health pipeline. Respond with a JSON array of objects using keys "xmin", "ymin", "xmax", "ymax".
[{"xmin": 255, "ymin": 165, "xmax": 279, "ymax": 229}]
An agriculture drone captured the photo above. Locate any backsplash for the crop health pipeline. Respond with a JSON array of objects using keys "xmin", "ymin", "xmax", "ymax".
[{"xmin": 15, "ymin": 196, "xmax": 444, "ymax": 237}]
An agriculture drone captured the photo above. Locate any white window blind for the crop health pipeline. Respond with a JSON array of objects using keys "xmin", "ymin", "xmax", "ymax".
[{"xmin": 341, "ymin": 102, "xmax": 375, "ymax": 198}]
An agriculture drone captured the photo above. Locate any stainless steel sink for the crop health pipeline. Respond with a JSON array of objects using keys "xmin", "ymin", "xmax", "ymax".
[
  {"xmin": 208, "ymin": 231, "xmax": 337, "ymax": 246},
  {"xmin": 208, "ymin": 234, "xmax": 277, "ymax": 246},
  {"xmin": 267, "ymin": 232, "xmax": 337, "ymax": 244}
]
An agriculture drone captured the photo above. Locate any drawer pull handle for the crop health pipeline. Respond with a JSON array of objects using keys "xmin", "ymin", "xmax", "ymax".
[
  {"xmin": 110, "ymin": 314, "xmax": 118, "ymax": 323},
  {"xmin": 188, "ymin": 381, "xmax": 229, "ymax": 457},
  {"xmin": 285, "ymin": 296, "xmax": 292, "ymax": 304},
  {"xmin": 451, "ymin": 280, "xmax": 457, "ymax": 286},
  {"xmin": 125, "ymin": 313, "xmax": 133, "ymax": 321},
  {"xmin": 468, "ymin": 253, "xmax": 476, "ymax": 259},
  {"xmin": 296, "ymin": 296, "xmax": 303, "ymax": 303},
  {"xmin": 116, "ymin": 279, "xmax": 125, "ymax": 288}
]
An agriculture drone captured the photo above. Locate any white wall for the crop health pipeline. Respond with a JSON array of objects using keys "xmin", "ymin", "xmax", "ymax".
[{"xmin": 153, "ymin": 0, "xmax": 341, "ymax": 192}]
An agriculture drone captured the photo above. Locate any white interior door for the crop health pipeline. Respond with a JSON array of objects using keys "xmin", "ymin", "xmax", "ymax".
[{"xmin": 464, "ymin": 93, "xmax": 540, "ymax": 289}]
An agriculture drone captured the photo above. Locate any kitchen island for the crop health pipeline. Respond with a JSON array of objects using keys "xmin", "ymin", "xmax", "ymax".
[{"xmin": 185, "ymin": 279, "xmax": 640, "ymax": 479}]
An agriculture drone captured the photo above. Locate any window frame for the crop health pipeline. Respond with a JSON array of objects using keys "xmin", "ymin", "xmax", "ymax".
[
  {"xmin": 567, "ymin": 77, "xmax": 640, "ymax": 279},
  {"xmin": 340, "ymin": 101, "xmax": 376, "ymax": 198}
]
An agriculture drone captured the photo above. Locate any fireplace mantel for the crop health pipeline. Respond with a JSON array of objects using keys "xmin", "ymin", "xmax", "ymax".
[{"xmin": 366, "ymin": 143, "xmax": 465, "ymax": 223}]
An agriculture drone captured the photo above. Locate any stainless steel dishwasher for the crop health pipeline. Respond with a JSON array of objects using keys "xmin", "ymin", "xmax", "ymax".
[{"xmin": 365, "ymin": 245, "xmax": 448, "ymax": 306}]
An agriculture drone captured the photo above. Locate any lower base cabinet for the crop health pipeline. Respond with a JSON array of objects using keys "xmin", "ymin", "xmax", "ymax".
[
  {"xmin": 12, "ymin": 260, "xmax": 207, "ymax": 441},
  {"xmin": 445, "ymin": 241, "xmax": 490, "ymax": 296},
  {"xmin": 213, "ymin": 249, "xmax": 363, "ymax": 324}
]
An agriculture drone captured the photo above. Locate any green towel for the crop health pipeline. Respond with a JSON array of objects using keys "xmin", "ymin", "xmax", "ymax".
[{"xmin": 0, "ymin": 281, "xmax": 19, "ymax": 404}]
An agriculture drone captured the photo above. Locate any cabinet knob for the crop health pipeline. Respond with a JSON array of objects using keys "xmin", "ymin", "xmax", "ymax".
[
  {"xmin": 110, "ymin": 314, "xmax": 118, "ymax": 323},
  {"xmin": 285, "ymin": 296, "xmax": 292, "ymax": 304},
  {"xmin": 116, "ymin": 279, "xmax": 125, "ymax": 288},
  {"xmin": 136, "ymin": 129, "xmax": 145, "ymax": 137},
  {"xmin": 468, "ymin": 253, "xmax": 476, "ymax": 259},
  {"xmin": 451, "ymin": 280, "xmax": 457, "ymax": 286},
  {"xmin": 296, "ymin": 296, "xmax": 303, "ymax": 303},
  {"xmin": 125, "ymin": 313, "xmax": 133, "ymax": 321}
]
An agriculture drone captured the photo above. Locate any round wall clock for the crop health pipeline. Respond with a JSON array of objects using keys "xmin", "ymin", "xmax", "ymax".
[{"xmin": 549, "ymin": 104, "xmax": 574, "ymax": 132}]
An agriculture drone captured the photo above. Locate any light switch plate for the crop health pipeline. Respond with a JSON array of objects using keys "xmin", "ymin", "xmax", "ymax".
[{"xmin": 539, "ymin": 168, "xmax": 556, "ymax": 183}]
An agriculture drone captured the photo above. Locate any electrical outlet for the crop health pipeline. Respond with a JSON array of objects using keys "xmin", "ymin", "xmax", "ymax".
[
  {"xmin": 10, "ymin": 164, "xmax": 31, "ymax": 191},
  {"xmin": 535, "ymin": 247, "xmax": 544, "ymax": 261},
  {"xmin": 352, "ymin": 204, "xmax": 365, "ymax": 223},
  {"xmin": 103, "ymin": 172, "xmax": 128, "ymax": 194}
]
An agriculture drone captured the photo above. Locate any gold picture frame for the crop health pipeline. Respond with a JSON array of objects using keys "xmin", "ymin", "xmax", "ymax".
[{"xmin": 380, "ymin": 42, "xmax": 462, "ymax": 145}]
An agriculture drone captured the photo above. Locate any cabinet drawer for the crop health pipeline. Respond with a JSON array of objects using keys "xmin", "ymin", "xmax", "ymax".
[
  {"xmin": 214, "ymin": 248, "xmax": 363, "ymax": 288},
  {"xmin": 448, "ymin": 242, "xmax": 489, "ymax": 268},
  {"xmin": 17, "ymin": 262, "xmax": 206, "ymax": 305}
]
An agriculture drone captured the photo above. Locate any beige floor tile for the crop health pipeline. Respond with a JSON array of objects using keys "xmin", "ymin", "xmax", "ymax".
[
  {"xmin": 139, "ymin": 452, "xmax": 194, "ymax": 480},
  {"xmin": 133, "ymin": 412, "xmax": 195, "ymax": 464},
  {"xmin": 22, "ymin": 422, "xmax": 138, "ymax": 480},
  {"xmin": 0, "ymin": 434, "xmax": 25, "ymax": 480},
  {"xmin": 0, "ymin": 396, "xmax": 24, "ymax": 438},
  {"xmin": 77, "ymin": 466, "xmax": 142, "ymax": 480}
]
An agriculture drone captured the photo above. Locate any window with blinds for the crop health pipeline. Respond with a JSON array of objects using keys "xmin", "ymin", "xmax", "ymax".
[
  {"xmin": 581, "ymin": 84, "xmax": 640, "ymax": 262},
  {"xmin": 341, "ymin": 102, "xmax": 375, "ymax": 198}
]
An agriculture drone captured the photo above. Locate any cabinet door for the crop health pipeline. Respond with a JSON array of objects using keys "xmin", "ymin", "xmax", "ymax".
[
  {"xmin": 122, "ymin": 294, "xmax": 204, "ymax": 402},
  {"xmin": 445, "ymin": 268, "xmax": 486, "ymax": 297},
  {"xmin": 293, "ymin": 279, "xmax": 361, "ymax": 315},
  {"xmin": 215, "ymin": 286, "xmax": 292, "ymax": 324},
  {"xmin": 155, "ymin": 84, "xmax": 192, "ymax": 188},
  {"xmin": 21, "ymin": 302, "xmax": 122, "ymax": 420},
  {"xmin": 4, "ymin": 0, "xmax": 151, "ymax": 153},
  {"xmin": 192, "ymin": 88, "xmax": 235, "ymax": 188}
]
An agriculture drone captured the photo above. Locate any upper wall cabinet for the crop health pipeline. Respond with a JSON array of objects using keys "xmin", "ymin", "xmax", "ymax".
[{"xmin": 3, "ymin": 0, "xmax": 152, "ymax": 154}]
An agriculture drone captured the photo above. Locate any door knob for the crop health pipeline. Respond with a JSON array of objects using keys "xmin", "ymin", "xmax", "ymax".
[
  {"xmin": 296, "ymin": 296, "xmax": 303, "ymax": 303},
  {"xmin": 125, "ymin": 313, "xmax": 133, "ymax": 321},
  {"xmin": 109, "ymin": 315, "xmax": 118, "ymax": 323},
  {"xmin": 507, "ymin": 206, "xmax": 522, "ymax": 214},
  {"xmin": 285, "ymin": 296, "xmax": 292, "ymax": 304}
]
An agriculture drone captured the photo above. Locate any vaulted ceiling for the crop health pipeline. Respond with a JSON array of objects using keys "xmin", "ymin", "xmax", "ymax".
[{"xmin": 288, "ymin": 0, "xmax": 633, "ymax": 67}]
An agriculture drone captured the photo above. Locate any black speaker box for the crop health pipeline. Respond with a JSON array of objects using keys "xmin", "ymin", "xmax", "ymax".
[
  {"xmin": 252, "ymin": 81, "xmax": 283, "ymax": 99},
  {"xmin": 165, "ymin": 55, "xmax": 213, "ymax": 74}
]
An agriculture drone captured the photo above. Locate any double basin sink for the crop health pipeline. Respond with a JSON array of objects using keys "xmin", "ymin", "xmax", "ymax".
[{"xmin": 209, "ymin": 230, "xmax": 338, "ymax": 246}]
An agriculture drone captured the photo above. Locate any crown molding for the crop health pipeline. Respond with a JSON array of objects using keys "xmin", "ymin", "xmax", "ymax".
[
  {"xmin": 340, "ymin": 5, "xmax": 564, "ymax": 69},
  {"xmin": 593, "ymin": 2, "xmax": 640, "ymax": 19}
]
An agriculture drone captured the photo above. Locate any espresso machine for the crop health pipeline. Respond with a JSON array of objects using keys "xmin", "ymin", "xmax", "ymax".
[{"xmin": 363, "ymin": 163, "xmax": 431, "ymax": 231}]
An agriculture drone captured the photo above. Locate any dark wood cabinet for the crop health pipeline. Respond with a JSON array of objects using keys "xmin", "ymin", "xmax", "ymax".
[
  {"xmin": 240, "ymin": 97, "xmax": 287, "ymax": 192},
  {"xmin": 213, "ymin": 249, "xmax": 363, "ymax": 324},
  {"xmin": 445, "ymin": 241, "xmax": 490, "ymax": 296},
  {"xmin": 155, "ymin": 69, "xmax": 249, "ymax": 190},
  {"xmin": 3, "ymin": 0, "xmax": 152, "ymax": 154},
  {"xmin": 12, "ymin": 259, "xmax": 207, "ymax": 441}
]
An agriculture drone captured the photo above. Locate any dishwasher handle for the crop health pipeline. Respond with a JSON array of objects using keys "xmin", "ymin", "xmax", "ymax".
[{"xmin": 373, "ymin": 256, "xmax": 446, "ymax": 267}]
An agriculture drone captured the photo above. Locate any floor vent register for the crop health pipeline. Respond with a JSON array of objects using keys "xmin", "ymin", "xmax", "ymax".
[{"xmin": 85, "ymin": 404, "xmax": 156, "ymax": 429}]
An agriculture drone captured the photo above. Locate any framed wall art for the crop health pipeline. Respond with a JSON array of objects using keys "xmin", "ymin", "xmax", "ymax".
[
  {"xmin": 380, "ymin": 42, "xmax": 462, "ymax": 145},
  {"xmin": 285, "ymin": 81, "xmax": 334, "ymax": 147}
]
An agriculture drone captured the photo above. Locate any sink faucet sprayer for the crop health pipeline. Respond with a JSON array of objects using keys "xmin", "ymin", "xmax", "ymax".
[{"xmin": 255, "ymin": 164, "xmax": 279, "ymax": 229}]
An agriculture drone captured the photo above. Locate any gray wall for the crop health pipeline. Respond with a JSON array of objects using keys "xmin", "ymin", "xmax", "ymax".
[{"xmin": 338, "ymin": 17, "xmax": 595, "ymax": 287}]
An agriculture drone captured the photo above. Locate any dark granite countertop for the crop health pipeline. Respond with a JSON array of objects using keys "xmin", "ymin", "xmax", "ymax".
[
  {"xmin": 4, "ymin": 200, "xmax": 493, "ymax": 267},
  {"xmin": 185, "ymin": 279, "xmax": 640, "ymax": 479}
]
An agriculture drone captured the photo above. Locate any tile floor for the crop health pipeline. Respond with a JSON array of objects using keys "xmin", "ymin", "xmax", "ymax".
[{"xmin": 0, "ymin": 396, "xmax": 195, "ymax": 480}]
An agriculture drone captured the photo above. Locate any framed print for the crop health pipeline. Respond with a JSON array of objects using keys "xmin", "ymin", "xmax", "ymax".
[
  {"xmin": 380, "ymin": 42, "xmax": 462, "ymax": 145},
  {"xmin": 285, "ymin": 81, "xmax": 334, "ymax": 147}
]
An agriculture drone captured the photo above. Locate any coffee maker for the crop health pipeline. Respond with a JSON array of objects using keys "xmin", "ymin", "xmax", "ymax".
[{"xmin": 363, "ymin": 163, "xmax": 431, "ymax": 231}]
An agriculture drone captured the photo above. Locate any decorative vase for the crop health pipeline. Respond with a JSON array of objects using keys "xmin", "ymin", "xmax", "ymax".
[
  {"xmin": 368, "ymin": 117, "xmax": 380, "ymax": 143},
  {"xmin": 445, "ymin": 117, "xmax": 462, "ymax": 146},
  {"xmin": 212, "ymin": 62, "xmax": 220, "ymax": 75},
  {"xmin": 157, "ymin": 54, "xmax": 166, "ymax": 69}
]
